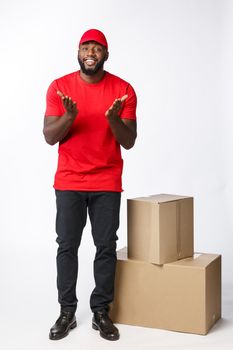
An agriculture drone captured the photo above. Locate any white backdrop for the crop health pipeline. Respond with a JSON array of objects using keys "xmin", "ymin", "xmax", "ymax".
[{"xmin": 0, "ymin": 0, "xmax": 232, "ymax": 349}]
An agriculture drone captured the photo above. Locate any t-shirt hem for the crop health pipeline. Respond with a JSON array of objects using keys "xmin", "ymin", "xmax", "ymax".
[
  {"xmin": 53, "ymin": 184, "xmax": 123, "ymax": 192},
  {"xmin": 44, "ymin": 114, "xmax": 63, "ymax": 117},
  {"xmin": 120, "ymin": 115, "xmax": 136, "ymax": 120}
]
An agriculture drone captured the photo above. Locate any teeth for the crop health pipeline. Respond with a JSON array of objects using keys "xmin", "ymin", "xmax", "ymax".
[{"xmin": 85, "ymin": 59, "xmax": 95, "ymax": 66}]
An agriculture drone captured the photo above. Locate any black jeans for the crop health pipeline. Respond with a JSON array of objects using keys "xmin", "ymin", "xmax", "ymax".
[{"xmin": 55, "ymin": 190, "xmax": 121, "ymax": 313}]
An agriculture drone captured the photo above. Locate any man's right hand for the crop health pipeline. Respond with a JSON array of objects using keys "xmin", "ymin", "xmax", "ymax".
[
  {"xmin": 57, "ymin": 90, "xmax": 78, "ymax": 119},
  {"xmin": 43, "ymin": 91, "xmax": 78, "ymax": 145}
]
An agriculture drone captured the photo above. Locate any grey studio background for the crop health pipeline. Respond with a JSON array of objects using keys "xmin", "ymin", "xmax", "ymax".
[{"xmin": 0, "ymin": 0, "xmax": 232, "ymax": 349}]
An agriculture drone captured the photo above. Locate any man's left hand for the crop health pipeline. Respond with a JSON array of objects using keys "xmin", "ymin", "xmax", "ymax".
[{"xmin": 105, "ymin": 95, "xmax": 128, "ymax": 119}]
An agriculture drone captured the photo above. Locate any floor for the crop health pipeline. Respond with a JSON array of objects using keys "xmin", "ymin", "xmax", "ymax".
[
  {"xmin": 1, "ymin": 276, "xmax": 232, "ymax": 350},
  {"xmin": 1, "ymin": 304, "xmax": 232, "ymax": 350}
]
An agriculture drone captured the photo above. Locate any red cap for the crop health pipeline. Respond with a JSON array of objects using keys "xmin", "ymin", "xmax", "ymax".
[{"xmin": 79, "ymin": 29, "xmax": 108, "ymax": 50}]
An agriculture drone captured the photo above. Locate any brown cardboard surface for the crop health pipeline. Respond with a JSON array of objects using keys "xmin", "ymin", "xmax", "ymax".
[
  {"xmin": 138, "ymin": 194, "xmax": 191, "ymax": 203},
  {"xmin": 127, "ymin": 194, "xmax": 194, "ymax": 264},
  {"xmin": 110, "ymin": 248, "xmax": 221, "ymax": 335}
]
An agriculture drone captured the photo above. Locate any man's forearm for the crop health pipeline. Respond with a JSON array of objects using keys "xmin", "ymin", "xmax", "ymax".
[
  {"xmin": 107, "ymin": 116, "xmax": 136, "ymax": 150},
  {"xmin": 43, "ymin": 113, "xmax": 75, "ymax": 145}
]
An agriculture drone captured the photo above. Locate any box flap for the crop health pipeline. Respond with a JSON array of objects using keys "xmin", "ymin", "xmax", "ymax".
[
  {"xmin": 129, "ymin": 194, "xmax": 192, "ymax": 204},
  {"xmin": 117, "ymin": 248, "xmax": 220, "ymax": 270},
  {"xmin": 167, "ymin": 253, "xmax": 221, "ymax": 268}
]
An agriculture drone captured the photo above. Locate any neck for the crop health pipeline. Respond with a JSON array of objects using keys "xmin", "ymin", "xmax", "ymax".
[{"xmin": 79, "ymin": 69, "xmax": 106, "ymax": 84}]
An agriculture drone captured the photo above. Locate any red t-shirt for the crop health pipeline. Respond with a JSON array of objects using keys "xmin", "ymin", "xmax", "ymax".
[{"xmin": 45, "ymin": 71, "xmax": 137, "ymax": 191}]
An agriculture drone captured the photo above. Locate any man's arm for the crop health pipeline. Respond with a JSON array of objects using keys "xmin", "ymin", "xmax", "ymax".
[
  {"xmin": 43, "ymin": 91, "xmax": 78, "ymax": 145},
  {"xmin": 105, "ymin": 95, "xmax": 137, "ymax": 150}
]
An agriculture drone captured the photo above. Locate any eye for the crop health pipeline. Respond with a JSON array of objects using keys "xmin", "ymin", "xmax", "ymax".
[
  {"xmin": 92, "ymin": 46, "xmax": 103, "ymax": 53},
  {"xmin": 81, "ymin": 46, "xmax": 88, "ymax": 52}
]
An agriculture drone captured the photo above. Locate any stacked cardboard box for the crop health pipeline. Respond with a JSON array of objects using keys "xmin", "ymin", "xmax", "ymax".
[
  {"xmin": 128, "ymin": 194, "xmax": 194, "ymax": 264},
  {"xmin": 109, "ymin": 194, "xmax": 221, "ymax": 335}
]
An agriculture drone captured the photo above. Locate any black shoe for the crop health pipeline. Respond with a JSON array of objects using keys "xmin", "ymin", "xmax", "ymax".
[
  {"xmin": 92, "ymin": 310, "xmax": 120, "ymax": 341},
  {"xmin": 49, "ymin": 310, "xmax": 77, "ymax": 340}
]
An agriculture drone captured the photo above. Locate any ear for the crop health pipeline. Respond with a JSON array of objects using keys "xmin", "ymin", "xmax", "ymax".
[{"xmin": 105, "ymin": 51, "xmax": 109, "ymax": 62}]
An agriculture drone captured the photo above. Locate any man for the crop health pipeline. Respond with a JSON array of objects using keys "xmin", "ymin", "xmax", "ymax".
[{"xmin": 43, "ymin": 29, "xmax": 137, "ymax": 341}]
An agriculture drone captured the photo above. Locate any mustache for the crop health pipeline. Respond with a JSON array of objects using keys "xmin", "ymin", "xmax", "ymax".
[
  {"xmin": 78, "ymin": 56, "xmax": 106, "ymax": 76},
  {"xmin": 84, "ymin": 57, "xmax": 97, "ymax": 61}
]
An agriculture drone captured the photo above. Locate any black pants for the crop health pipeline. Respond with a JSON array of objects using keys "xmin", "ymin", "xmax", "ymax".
[{"xmin": 55, "ymin": 190, "xmax": 121, "ymax": 313}]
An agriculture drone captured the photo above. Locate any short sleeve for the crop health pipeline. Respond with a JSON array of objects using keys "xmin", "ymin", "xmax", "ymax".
[
  {"xmin": 120, "ymin": 83, "xmax": 137, "ymax": 120},
  {"xmin": 44, "ymin": 80, "xmax": 64, "ymax": 117}
]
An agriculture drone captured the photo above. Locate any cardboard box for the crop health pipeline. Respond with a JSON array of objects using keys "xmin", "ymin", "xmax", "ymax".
[
  {"xmin": 128, "ymin": 194, "xmax": 194, "ymax": 264},
  {"xmin": 110, "ymin": 248, "xmax": 221, "ymax": 335}
]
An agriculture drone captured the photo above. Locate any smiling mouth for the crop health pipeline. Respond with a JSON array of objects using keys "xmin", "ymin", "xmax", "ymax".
[{"xmin": 84, "ymin": 59, "xmax": 97, "ymax": 67}]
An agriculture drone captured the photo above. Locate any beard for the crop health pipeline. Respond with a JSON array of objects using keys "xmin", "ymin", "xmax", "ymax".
[{"xmin": 78, "ymin": 55, "xmax": 106, "ymax": 76}]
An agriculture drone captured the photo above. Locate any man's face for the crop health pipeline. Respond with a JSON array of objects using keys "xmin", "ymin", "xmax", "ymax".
[{"xmin": 78, "ymin": 41, "xmax": 108, "ymax": 76}]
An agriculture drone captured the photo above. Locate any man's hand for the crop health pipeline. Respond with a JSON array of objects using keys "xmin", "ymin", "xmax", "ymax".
[
  {"xmin": 104, "ymin": 94, "xmax": 136, "ymax": 149},
  {"xmin": 57, "ymin": 90, "xmax": 78, "ymax": 119},
  {"xmin": 105, "ymin": 95, "xmax": 128, "ymax": 119}
]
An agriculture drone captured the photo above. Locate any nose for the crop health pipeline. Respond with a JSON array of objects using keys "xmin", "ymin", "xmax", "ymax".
[{"xmin": 87, "ymin": 47, "xmax": 96, "ymax": 56}]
